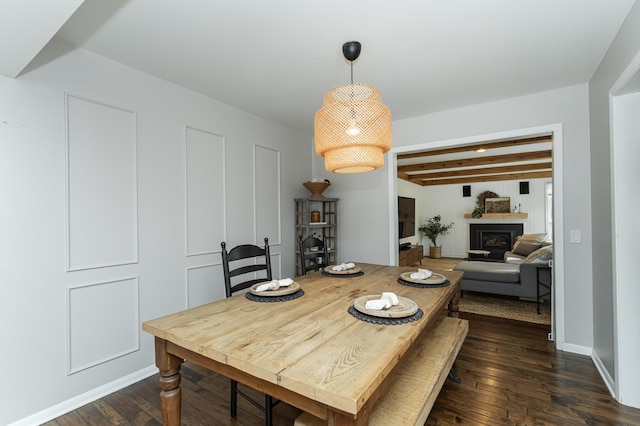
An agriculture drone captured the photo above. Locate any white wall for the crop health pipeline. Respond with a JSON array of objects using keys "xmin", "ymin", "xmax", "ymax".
[
  {"xmin": 0, "ymin": 39, "xmax": 310, "ymax": 425},
  {"xmin": 397, "ymin": 178, "xmax": 549, "ymax": 258},
  {"xmin": 589, "ymin": 0, "xmax": 640, "ymax": 407},
  {"xmin": 415, "ymin": 179, "xmax": 549, "ymax": 258},
  {"xmin": 327, "ymin": 84, "xmax": 592, "ymax": 352}
]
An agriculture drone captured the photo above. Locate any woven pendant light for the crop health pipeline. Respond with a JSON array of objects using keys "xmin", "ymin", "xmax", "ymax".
[{"xmin": 314, "ymin": 42, "xmax": 392, "ymax": 173}]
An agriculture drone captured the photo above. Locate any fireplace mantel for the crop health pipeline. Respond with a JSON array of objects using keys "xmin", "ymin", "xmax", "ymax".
[{"xmin": 464, "ymin": 213, "xmax": 528, "ymax": 219}]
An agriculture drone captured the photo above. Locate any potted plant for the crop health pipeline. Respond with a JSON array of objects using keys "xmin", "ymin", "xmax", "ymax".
[{"xmin": 418, "ymin": 215, "xmax": 454, "ymax": 259}]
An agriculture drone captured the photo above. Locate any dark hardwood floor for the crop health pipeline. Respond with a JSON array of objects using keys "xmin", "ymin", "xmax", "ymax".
[{"xmin": 45, "ymin": 313, "xmax": 640, "ymax": 425}]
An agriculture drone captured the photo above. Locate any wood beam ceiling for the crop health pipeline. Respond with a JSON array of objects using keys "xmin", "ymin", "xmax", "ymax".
[{"xmin": 396, "ymin": 135, "xmax": 553, "ymax": 186}]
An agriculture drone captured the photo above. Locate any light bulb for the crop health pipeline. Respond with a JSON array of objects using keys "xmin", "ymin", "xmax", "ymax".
[{"xmin": 346, "ymin": 118, "xmax": 361, "ymax": 136}]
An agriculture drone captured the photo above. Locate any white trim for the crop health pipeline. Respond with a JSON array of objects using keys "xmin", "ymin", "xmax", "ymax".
[
  {"xmin": 388, "ymin": 153, "xmax": 399, "ymax": 265},
  {"xmin": 184, "ymin": 125, "xmax": 227, "ymax": 257},
  {"xmin": 561, "ymin": 342, "xmax": 592, "ymax": 356},
  {"xmin": 64, "ymin": 93, "xmax": 140, "ymax": 271},
  {"xmin": 66, "ymin": 277, "xmax": 140, "ymax": 375},
  {"xmin": 387, "ymin": 123, "xmax": 565, "ymax": 350},
  {"xmin": 592, "ymin": 350, "xmax": 616, "ymax": 398},
  {"xmin": 609, "ymin": 50, "xmax": 640, "ymax": 408},
  {"xmin": 7, "ymin": 365, "xmax": 157, "ymax": 426}
]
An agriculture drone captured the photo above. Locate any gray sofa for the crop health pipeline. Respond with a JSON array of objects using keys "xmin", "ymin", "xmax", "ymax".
[{"xmin": 454, "ymin": 236, "xmax": 553, "ymax": 300}]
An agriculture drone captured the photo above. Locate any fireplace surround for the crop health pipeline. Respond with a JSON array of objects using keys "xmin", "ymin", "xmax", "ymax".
[{"xmin": 469, "ymin": 223, "xmax": 524, "ymax": 261}]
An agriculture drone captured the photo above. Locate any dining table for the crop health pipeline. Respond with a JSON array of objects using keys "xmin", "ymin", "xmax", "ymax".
[{"xmin": 142, "ymin": 262, "xmax": 462, "ymax": 425}]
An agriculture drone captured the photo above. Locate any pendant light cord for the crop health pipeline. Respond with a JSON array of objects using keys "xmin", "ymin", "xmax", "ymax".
[{"xmin": 350, "ymin": 61, "xmax": 354, "ymax": 84}]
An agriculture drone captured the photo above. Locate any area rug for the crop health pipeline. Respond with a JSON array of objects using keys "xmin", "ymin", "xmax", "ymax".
[
  {"xmin": 458, "ymin": 291, "xmax": 551, "ymax": 325},
  {"xmin": 419, "ymin": 257, "xmax": 551, "ymax": 325}
]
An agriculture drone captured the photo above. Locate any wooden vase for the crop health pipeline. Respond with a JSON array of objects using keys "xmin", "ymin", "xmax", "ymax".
[{"xmin": 429, "ymin": 246, "xmax": 442, "ymax": 259}]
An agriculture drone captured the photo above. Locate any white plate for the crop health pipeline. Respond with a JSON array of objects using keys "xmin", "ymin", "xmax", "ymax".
[
  {"xmin": 353, "ymin": 295, "xmax": 419, "ymax": 318},
  {"xmin": 324, "ymin": 266, "xmax": 362, "ymax": 275},
  {"xmin": 249, "ymin": 281, "xmax": 300, "ymax": 296},
  {"xmin": 400, "ymin": 271, "xmax": 447, "ymax": 285}
]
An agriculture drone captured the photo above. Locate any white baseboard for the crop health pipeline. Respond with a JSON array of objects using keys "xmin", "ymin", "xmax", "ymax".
[
  {"xmin": 8, "ymin": 365, "xmax": 157, "ymax": 426},
  {"xmin": 560, "ymin": 342, "xmax": 592, "ymax": 356},
  {"xmin": 592, "ymin": 350, "xmax": 616, "ymax": 398}
]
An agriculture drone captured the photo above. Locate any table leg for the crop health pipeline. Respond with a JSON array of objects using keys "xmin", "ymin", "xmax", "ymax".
[
  {"xmin": 155, "ymin": 337, "xmax": 184, "ymax": 425},
  {"xmin": 327, "ymin": 407, "xmax": 369, "ymax": 425},
  {"xmin": 448, "ymin": 286, "xmax": 461, "ymax": 318}
]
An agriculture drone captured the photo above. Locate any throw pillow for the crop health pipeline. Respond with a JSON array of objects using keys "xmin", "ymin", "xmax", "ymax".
[
  {"xmin": 523, "ymin": 245, "xmax": 553, "ymax": 265},
  {"xmin": 512, "ymin": 240, "xmax": 542, "ymax": 256},
  {"xmin": 517, "ymin": 233, "xmax": 548, "ymax": 243}
]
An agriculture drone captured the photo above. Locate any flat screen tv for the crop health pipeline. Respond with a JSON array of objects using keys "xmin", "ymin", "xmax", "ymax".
[{"xmin": 398, "ymin": 196, "xmax": 416, "ymax": 238}]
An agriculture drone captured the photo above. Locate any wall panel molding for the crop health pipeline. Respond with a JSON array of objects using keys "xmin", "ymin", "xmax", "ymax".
[
  {"xmin": 185, "ymin": 126, "xmax": 226, "ymax": 257},
  {"xmin": 65, "ymin": 94, "xmax": 138, "ymax": 271},
  {"xmin": 186, "ymin": 263, "xmax": 224, "ymax": 309},
  {"xmin": 254, "ymin": 145, "xmax": 281, "ymax": 246},
  {"xmin": 67, "ymin": 276, "xmax": 139, "ymax": 375}
]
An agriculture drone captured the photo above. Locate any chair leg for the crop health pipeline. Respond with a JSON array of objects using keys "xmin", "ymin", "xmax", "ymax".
[
  {"xmin": 230, "ymin": 379, "xmax": 238, "ymax": 418},
  {"xmin": 265, "ymin": 394, "xmax": 273, "ymax": 426}
]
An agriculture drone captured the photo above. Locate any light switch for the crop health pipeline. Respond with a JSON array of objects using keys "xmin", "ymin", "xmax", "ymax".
[{"xmin": 570, "ymin": 229, "xmax": 581, "ymax": 243}]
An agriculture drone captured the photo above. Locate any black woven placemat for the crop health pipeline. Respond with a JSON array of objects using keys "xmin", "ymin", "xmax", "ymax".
[
  {"xmin": 347, "ymin": 306, "xmax": 424, "ymax": 325},
  {"xmin": 245, "ymin": 289, "xmax": 304, "ymax": 303},
  {"xmin": 322, "ymin": 270, "xmax": 364, "ymax": 278},
  {"xmin": 397, "ymin": 277, "xmax": 450, "ymax": 288}
]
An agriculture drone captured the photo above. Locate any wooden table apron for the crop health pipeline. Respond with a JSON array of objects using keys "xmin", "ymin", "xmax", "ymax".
[{"xmin": 142, "ymin": 263, "xmax": 462, "ymax": 426}]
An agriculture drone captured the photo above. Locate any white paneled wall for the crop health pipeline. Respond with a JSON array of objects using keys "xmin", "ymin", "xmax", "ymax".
[
  {"xmin": 255, "ymin": 145, "xmax": 281, "ymax": 246},
  {"xmin": 399, "ymin": 178, "xmax": 550, "ymax": 258},
  {"xmin": 67, "ymin": 277, "xmax": 139, "ymax": 374},
  {"xmin": 186, "ymin": 264, "xmax": 224, "ymax": 309},
  {"xmin": 0, "ymin": 39, "xmax": 309, "ymax": 426},
  {"xmin": 185, "ymin": 127, "xmax": 225, "ymax": 257},
  {"xmin": 66, "ymin": 95, "xmax": 138, "ymax": 270}
]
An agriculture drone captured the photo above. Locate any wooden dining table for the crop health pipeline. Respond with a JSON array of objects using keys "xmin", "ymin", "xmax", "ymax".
[{"xmin": 142, "ymin": 263, "xmax": 462, "ymax": 425}]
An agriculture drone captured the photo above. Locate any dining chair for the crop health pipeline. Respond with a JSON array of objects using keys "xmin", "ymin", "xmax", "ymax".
[
  {"xmin": 298, "ymin": 233, "xmax": 329, "ymax": 275},
  {"xmin": 220, "ymin": 237, "xmax": 278, "ymax": 425}
]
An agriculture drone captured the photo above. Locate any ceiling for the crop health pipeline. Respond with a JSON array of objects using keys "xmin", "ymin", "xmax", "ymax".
[{"xmin": 2, "ymin": 0, "xmax": 635, "ymax": 138}]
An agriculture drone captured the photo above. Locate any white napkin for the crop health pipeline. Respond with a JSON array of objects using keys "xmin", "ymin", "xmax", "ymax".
[
  {"xmin": 255, "ymin": 278, "xmax": 294, "ymax": 292},
  {"xmin": 332, "ymin": 262, "xmax": 355, "ymax": 271},
  {"xmin": 410, "ymin": 268, "xmax": 433, "ymax": 280},
  {"xmin": 365, "ymin": 292, "xmax": 400, "ymax": 311}
]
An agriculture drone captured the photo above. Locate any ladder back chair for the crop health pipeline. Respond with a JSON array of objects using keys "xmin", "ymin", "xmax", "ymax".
[
  {"xmin": 220, "ymin": 237, "xmax": 278, "ymax": 425},
  {"xmin": 298, "ymin": 234, "xmax": 329, "ymax": 275}
]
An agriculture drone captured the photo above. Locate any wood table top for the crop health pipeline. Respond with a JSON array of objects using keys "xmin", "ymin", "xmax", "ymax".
[{"xmin": 142, "ymin": 263, "xmax": 462, "ymax": 416}]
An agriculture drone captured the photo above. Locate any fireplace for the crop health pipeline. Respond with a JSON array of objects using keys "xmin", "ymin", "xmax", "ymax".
[{"xmin": 469, "ymin": 223, "xmax": 524, "ymax": 261}]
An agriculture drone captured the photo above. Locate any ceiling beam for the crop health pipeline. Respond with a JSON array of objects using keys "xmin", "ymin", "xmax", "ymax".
[
  {"xmin": 396, "ymin": 135, "xmax": 552, "ymax": 160},
  {"xmin": 405, "ymin": 162, "xmax": 553, "ymax": 180},
  {"xmin": 409, "ymin": 171, "xmax": 553, "ymax": 186},
  {"xmin": 397, "ymin": 150, "xmax": 552, "ymax": 173}
]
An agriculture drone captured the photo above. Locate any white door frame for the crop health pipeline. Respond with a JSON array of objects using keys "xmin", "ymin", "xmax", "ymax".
[
  {"xmin": 387, "ymin": 123, "xmax": 565, "ymax": 349},
  {"xmin": 609, "ymin": 50, "xmax": 640, "ymax": 408}
]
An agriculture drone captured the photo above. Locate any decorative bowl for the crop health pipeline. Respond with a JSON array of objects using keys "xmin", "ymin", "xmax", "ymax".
[{"xmin": 303, "ymin": 181, "xmax": 330, "ymax": 198}]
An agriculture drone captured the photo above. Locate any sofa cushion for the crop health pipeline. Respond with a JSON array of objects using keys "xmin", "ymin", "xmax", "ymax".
[
  {"xmin": 453, "ymin": 261, "xmax": 520, "ymax": 283},
  {"xmin": 512, "ymin": 240, "xmax": 542, "ymax": 256},
  {"xmin": 522, "ymin": 245, "xmax": 553, "ymax": 265}
]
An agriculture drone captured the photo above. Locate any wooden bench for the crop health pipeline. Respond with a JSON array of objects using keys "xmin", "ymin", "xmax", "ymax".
[{"xmin": 295, "ymin": 315, "xmax": 469, "ymax": 426}]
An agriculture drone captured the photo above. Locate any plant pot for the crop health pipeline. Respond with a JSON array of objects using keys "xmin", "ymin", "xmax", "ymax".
[{"xmin": 429, "ymin": 246, "xmax": 442, "ymax": 259}]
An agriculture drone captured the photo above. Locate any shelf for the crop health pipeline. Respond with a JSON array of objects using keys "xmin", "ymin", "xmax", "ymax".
[
  {"xmin": 464, "ymin": 213, "xmax": 528, "ymax": 219},
  {"xmin": 295, "ymin": 197, "xmax": 339, "ymax": 276}
]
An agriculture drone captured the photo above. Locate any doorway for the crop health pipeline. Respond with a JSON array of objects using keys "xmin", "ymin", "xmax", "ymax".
[{"xmin": 388, "ymin": 123, "xmax": 565, "ymax": 348}]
